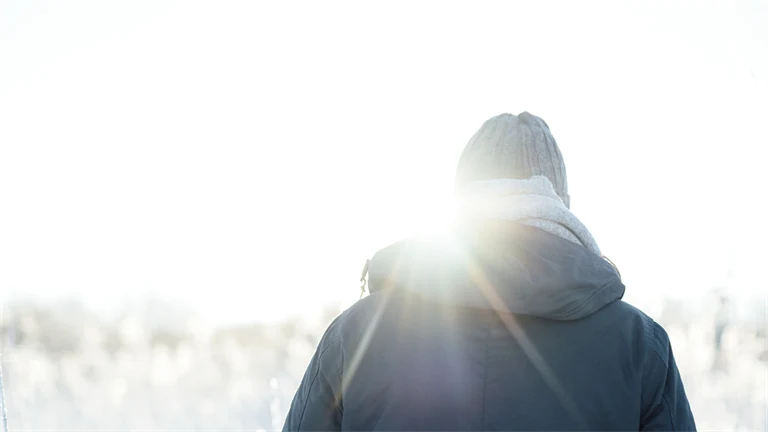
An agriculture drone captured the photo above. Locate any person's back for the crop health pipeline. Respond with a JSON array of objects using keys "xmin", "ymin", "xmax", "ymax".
[{"xmin": 283, "ymin": 112, "xmax": 695, "ymax": 431}]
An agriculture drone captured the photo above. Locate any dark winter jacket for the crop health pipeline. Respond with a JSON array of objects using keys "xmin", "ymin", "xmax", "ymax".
[{"xmin": 283, "ymin": 224, "xmax": 696, "ymax": 431}]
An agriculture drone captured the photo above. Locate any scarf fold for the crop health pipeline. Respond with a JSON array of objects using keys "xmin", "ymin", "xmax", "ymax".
[{"xmin": 457, "ymin": 176, "xmax": 602, "ymax": 256}]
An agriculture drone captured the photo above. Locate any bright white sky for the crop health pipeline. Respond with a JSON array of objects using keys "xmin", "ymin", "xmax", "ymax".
[{"xmin": 1, "ymin": 0, "xmax": 766, "ymax": 324}]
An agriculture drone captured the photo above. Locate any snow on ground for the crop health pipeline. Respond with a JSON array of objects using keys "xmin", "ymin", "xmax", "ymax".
[{"xmin": 1, "ymin": 294, "xmax": 765, "ymax": 430}]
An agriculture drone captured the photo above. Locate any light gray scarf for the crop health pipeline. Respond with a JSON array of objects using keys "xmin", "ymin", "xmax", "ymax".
[{"xmin": 457, "ymin": 176, "xmax": 601, "ymax": 256}]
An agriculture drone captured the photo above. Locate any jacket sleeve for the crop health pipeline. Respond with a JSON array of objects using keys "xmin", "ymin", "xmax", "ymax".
[
  {"xmin": 283, "ymin": 317, "xmax": 344, "ymax": 432},
  {"xmin": 640, "ymin": 322, "xmax": 696, "ymax": 431}
]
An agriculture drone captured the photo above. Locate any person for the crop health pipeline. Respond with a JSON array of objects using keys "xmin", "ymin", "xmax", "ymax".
[{"xmin": 283, "ymin": 112, "xmax": 696, "ymax": 431}]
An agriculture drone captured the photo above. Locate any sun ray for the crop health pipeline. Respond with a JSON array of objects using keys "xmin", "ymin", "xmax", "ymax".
[{"xmin": 341, "ymin": 256, "xmax": 401, "ymax": 401}]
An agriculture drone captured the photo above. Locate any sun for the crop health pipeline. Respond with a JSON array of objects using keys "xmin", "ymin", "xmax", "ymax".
[{"xmin": 411, "ymin": 199, "xmax": 458, "ymax": 240}]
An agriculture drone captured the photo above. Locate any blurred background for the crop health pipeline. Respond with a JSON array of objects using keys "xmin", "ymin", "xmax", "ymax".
[{"xmin": 0, "ymin": 0, "xmax": 766, "ymax": 430}]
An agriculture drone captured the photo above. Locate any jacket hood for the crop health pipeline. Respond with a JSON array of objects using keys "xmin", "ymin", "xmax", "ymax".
[{"xmin": 367, "ymin": 223, "xmax": 625, "ymax": 321}]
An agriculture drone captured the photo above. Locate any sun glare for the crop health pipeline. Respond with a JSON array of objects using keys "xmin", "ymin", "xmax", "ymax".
[{"xmin": 413, "ymin": 200, "xmax": 457, "ymax": 241}]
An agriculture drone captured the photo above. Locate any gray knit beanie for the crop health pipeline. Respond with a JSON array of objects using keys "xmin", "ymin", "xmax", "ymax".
[{"xmin": 455, "ymin": 112, "xmax": 570, "ymax": 208}]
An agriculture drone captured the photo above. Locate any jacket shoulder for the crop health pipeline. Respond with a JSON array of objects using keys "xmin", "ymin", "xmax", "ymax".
[
  {"xmin": 597, "ymin": 300, "xmax": 672, "ymax": 360},
  {"xmin": 318, "ymin": 292, "xmax": 388, "ymax": 347}
]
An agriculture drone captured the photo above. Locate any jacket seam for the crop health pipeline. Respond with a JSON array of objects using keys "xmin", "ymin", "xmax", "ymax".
[
  {"xmin": 640, "ymin": 340, "xmax": 649, "ymax": 421},
  {"xmin": 335, "ymin": 335, "xmax": 344, "ymax": 418},
  {"xmin": 662, "ymin": 394, "xmax": 677, "ymax": 430},
  {"xmin": 296, "ymin": 329, "xmax": 343, "ymax": 429},
  {"xmin": 553, "ymin": 279, "xmax": 616, "ymax": 320},
  {"xmin": 648, "ymin": 331, "xmax": 675, "ymax": 430},
  {"xmin": 481, "ymin": 318, "xmax": 491, "ymax": 430},
  {"xmin": 652, "ymin": 348, "xmax": 670, "ymax": 369}
]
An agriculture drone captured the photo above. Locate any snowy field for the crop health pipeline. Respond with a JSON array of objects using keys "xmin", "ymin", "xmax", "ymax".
[{"xmin": 1, "ymin": 295, "xmax": 765, "ymax": 431}]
